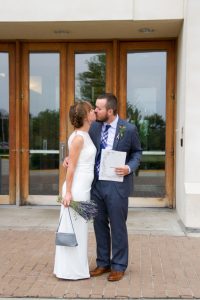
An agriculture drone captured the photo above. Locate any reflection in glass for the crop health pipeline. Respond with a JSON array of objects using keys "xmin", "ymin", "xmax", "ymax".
[
  {"xmin": 75, "ymin": 53, "xmax": 106, "ymax": 104},
  {"xmin": 29, "ymin": 53, "xmax": 59, "ymax": 195},
  {"xmin": 0, "ymin": 53, "xmax": 9, "ymax": 195},
  {"xmin": 127, "ymin": 52, "xmax": 166, "ymax": 197}
]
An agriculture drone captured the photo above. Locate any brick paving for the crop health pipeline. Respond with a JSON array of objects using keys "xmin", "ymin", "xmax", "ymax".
[{"xmin": 1, "ymin": 230, "xmax": 200, "ymax": 298}]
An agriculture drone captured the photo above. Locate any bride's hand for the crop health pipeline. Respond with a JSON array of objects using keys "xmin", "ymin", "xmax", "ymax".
[
  {"xmin": 63, "ymin": 192, "xmax": 72, "ymax": 207},
  {"xmin": 63, "ymin": 156, "xmax": 69, "ymax": 168}
]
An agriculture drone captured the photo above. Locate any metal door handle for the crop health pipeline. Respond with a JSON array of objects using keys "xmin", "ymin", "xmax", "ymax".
[{"xmin": 60, "ymin": 143, "xmax": 66, "ymax": 163}]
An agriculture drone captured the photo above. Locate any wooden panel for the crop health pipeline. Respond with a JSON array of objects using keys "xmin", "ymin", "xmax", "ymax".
[
  {"xmin": 0, "ymin": 196, "xmax": 9, "ymax": 204},
  {"xmin": 21, "ymin": 44, "xmax": 29, "ymax": 202},
  {"xmin": 119, "ymin": 44, "xmax": 127, "ymax": 118},
  {"xmin": 129, "ymin": 197, "xmax": 168, "ymax": 207},
  {"xmin": 8, "ymin": 44, "xmax": 16, "ymax": 204},
  {"xmin": 59, "ymin": 44, "xmax": 67, "ymax": 193},
  {"xmin": 112, "ymin": 40, "xmax": 120, "ymax": 101},
  {"xmin": 67, "ymin": 44, "xmax": 76, "ymax": 139},
  {"xmin": 27, "ymin": 195, "xmax": 57, "ymax": 205},
  {"xmin": 165, "ymin": 41, "xmax": 176, "ymax": 208},
  {"xmin": 15, "ymin": 41, "xmax": 21, "ymax": 205}
]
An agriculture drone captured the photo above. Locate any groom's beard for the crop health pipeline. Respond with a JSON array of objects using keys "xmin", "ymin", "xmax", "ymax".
[{"xmin": 96, "ymin": 114, "xmax": 109, "ymax": 123}]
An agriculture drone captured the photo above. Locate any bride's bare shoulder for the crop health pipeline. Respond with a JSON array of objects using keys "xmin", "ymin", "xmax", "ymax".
[{"xmin": 69, "ymin": 133, "xmax": 84, "ymax": 149}]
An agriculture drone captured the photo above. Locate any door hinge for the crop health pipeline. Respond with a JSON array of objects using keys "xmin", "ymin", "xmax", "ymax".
[
  {"xmin": 20, "ymin": 93, "xmax": 24, "ymax": 100},
  {"xmin": 171, "ymin": 92, "xmax": 175, "ymax": 101}
]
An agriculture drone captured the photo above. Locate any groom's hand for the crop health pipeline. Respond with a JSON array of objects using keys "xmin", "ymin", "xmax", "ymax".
[{"xmin": 115, "ymin": 165, "xmax": 130, "ymax": 176}]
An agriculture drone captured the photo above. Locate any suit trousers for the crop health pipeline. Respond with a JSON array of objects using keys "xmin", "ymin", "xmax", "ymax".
[{"xmin": 91, "ymin": 180, "xmax": 128, "ymax": 272}]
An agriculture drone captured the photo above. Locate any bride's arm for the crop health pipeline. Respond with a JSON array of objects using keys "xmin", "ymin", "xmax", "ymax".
[{"xmin": 63, "ymin": 135, "xmax": 84, "ymax": 207}]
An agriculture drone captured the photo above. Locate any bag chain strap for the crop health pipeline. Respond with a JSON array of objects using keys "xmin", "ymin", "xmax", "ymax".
[{"xmin": 56, "ymin": 207, "xmax": 75, "ymax": 233}]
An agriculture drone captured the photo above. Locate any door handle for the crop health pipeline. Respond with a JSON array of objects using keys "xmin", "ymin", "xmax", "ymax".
[{"xmin": 60, "ymin": 142, "xmax": 66, "ymax": 163}]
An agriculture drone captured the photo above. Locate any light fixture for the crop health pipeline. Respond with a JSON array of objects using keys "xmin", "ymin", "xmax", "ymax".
[
  {"xmin": 30, "ymin": 76, "xmax": 42, "ymax": 94},
  {"xmin": 138, "ymin": 27, "xmax": 155, "ymax": 33},
  {"xmin": 54, "ymin": 30, "xmax": 70, "ymax": 35},
  {"xmin": 0, "ymin": 73, "xmax": 6, "ymax": 78}
]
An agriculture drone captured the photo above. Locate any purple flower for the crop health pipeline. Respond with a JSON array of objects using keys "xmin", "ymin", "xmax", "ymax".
[{"xmin": 57, "ymin": 196, "xmax": 98, "ymax": 221}]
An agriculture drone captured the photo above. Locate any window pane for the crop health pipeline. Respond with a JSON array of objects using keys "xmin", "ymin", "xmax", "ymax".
[
  {"xmin": 127, "ymin": 52, "xmax": 166, "ymax": 197},
  {"xmin": 29, "ymin": 53, "xmax": 59, "ymax": 195},
  {"xmin": 0, "ymin": 53, "xmax": 9, "ymax": 195},
  {"xmin": 75, "ymin": 53, "xmax": 106, "ymax": 104}
]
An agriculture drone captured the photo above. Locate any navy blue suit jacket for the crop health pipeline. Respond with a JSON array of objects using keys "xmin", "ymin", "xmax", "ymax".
[{"xmin": 89, "ymin": 118, "xmax": 142, "ymax": 197}]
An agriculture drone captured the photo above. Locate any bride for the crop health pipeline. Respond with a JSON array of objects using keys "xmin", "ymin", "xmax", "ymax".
[{"xmin": 54, "ymin": 101, "xmax": 96, "ymax": 280}]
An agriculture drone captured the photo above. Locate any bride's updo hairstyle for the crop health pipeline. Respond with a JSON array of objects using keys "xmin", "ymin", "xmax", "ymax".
[{"xmin": 69, "ymin": 100, "xmax": 93, "ymax": 128}]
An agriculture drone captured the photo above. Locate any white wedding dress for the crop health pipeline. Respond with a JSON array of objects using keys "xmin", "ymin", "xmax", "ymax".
[{"xmin": 54, "ymin": 130, "xmax": 96, "ymax": 280}]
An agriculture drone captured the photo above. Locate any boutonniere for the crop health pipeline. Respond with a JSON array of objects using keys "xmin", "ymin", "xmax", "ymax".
[{"xmin": 116, "ymin": 125, "xmax": 126, "ymax": 140}]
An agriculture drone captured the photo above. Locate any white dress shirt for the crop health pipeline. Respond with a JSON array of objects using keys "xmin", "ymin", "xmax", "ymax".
[
  {"xmin": 102, "ymin": 115, "xmax": 131, "ymax": 173},
  {"xmin": 102, "ymin": 115, "xmax": 119, "ymax": 150}
]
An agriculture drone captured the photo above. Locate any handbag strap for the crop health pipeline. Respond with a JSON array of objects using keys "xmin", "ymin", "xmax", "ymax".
[{"xmin": 56, "ymin": 207, "xmax": 75, "ymax": 233}]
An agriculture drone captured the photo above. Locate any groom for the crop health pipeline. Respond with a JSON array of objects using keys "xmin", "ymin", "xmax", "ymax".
[{"xmin": 89, "ymin": 93, "xmax": 142, "ymax": 281}]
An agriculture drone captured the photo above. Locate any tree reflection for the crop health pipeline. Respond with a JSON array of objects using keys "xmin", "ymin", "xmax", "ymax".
[
  {"xmin": 143, "ymin": 113, "xmax": 165, "ymax": 151},
  {"xmin": 0, "ymin": 109, "xmax": 9, "ymax": 153},
  {"xmin": 127, "ymin": 101, "xmax": 165, "ymax": 151},
  {"xmin": 30, "ymin": 109, "xmax": 59, "ymax": 150},
  {"xmin": 127, "ymin": 102, "xmax": 166, "ymax": 170},
  {"xmin": 29, "ymin": 109, "xmax": 59, "ymax": 170},
  {"xmin": 76, "ymin": 54, "xmax": 106, "ymax": 105},
  {"xmin": 76, "ymin": 54, "xmax": 165, "ymax": 163}
]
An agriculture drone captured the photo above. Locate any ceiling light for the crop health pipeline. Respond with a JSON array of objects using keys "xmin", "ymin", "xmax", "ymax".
[
  {"xmin": 30, "ymin": 76, "xmax": 42, "ymax": 94},
  {"xmin": 54, "ymin": 30, "xmax": 70, "ymax": 34},
  {"xmin": 138, "ymin": 27, "xmax": 155, "ymax": 33}
]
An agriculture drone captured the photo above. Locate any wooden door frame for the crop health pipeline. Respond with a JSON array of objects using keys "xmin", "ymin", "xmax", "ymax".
[
  {"xmin": 21, "ymin": 43, "xmax": 67, "ymax": 204},
  {"xmin": 119, "ymin": 41, "xmax": 176, "ymax": 207},
  {"xmin": 1, "ymin": 40, "xmax": 175, "ymax": 206},
  {"xmin": 0, "ymin": 43, "xmax": 16, "ymax": 204}
]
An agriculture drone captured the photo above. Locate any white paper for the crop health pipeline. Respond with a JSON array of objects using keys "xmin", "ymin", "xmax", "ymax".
[{"xmin": 99, "ymin": 149, "xmax": 127, "ymax": 182}]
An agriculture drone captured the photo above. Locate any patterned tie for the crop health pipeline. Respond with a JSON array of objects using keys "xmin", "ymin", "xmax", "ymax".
[{"xmin": 96, "ymin": 124, "xmax": 111, "ymax": 175}]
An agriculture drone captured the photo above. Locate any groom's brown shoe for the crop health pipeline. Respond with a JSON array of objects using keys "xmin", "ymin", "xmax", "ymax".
[
  {"xmin": 107, "ymin": 270, "xmax": 124, "ymax": 281},
  {"xmin": 90, "ymin": 266, "xmax": 111, "ymax": 277}
]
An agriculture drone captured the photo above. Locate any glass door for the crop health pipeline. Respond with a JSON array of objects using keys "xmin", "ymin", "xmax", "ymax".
[
  {"xmin": 119, "ymin": 41, "xmax": 175, "ymax": 207},
  {"xmin": 0, "ymin": 44, "xmax": 15, "ymax": 204},
  {"xmin": 65, "ymin": 42, "xmax": 113, "ymax": 149},
  {"xmin": 21, "ymin": 42, "xmax": 112, "ymax": 205},
  {"xmin": 21, "ymin": 44, "xmax": 66, "ymax": 205}
]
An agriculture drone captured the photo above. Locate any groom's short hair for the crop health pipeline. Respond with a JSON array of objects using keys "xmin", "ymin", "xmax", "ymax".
[{"xmin": 97, "ymin": 93, "xmax": 118, "ymax": 115}]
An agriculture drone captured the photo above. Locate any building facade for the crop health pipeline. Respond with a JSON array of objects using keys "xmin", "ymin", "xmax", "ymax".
[{"xmin": 0, "ymin": 0, "xmax": 200, "ymax": 229}]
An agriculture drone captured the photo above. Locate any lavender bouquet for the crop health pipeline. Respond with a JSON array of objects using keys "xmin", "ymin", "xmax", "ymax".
[{"xmin": 57, "ymin": 196, "xmax": 98, "ymax": 221}]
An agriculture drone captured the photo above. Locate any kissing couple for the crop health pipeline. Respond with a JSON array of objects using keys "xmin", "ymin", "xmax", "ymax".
[{"xmin": 54, "ymin": 93, "xmax": 142, "ymax": 281}]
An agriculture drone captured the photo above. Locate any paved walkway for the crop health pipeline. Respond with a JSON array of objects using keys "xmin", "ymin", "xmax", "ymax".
[{"xmin": 0, "ymin": 206, "xmax": 200, "ymax": 299}]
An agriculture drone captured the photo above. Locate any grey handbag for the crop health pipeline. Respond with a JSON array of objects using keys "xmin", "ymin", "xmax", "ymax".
[{"xmin": 55, "ymin": 207, "xmax": 78, "ymax": 247}]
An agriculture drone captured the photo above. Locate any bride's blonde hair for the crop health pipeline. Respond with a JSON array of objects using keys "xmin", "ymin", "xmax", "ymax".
[{"xmin": 69, "ymin": 100, "xmax": 93, "ymax": 128}]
